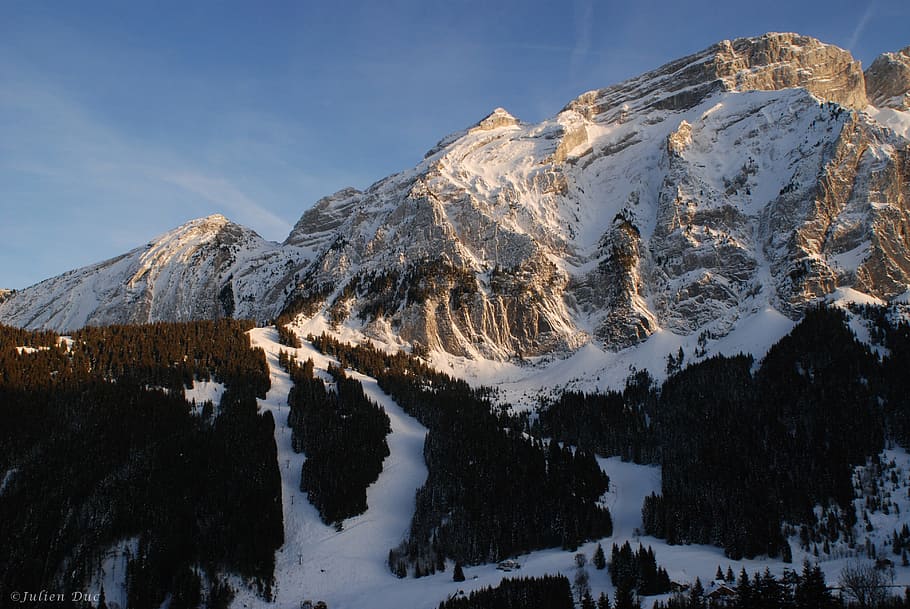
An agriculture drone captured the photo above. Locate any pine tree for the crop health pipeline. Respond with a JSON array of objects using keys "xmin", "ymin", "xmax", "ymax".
[
  {"xmin": 782, "ymin": 540, "xmax": 793, "ymax": 563},
  {"xmin": 794, "ymin": 560, "xmax": 835, "ymax": 609},
  {"xmin": 582, "ymin": 590, "xmax": 596, "ymax": 609},
  {"xmin": 613, "ymin": 581, "xmax": 640, "ymax": 609},
  {"xmin": 690, "ymin": 577, "xmax": 705, "ymax": 609},
  {"xmin": 735, "ymin": 568, "xmax": 753, "ymax": 609},
  {"xmin": 453, "ymin": 562, "xmax": 465, "ymax": 582},
  {"xmin": 597, "ymin": 591, "xmax": 612, "ymax": 609},
  {"xmin": 593, "ymin": 543, "xmax": 607, "ymax": 570}
]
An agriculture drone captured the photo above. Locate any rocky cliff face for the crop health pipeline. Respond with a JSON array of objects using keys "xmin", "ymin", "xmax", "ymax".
[
  {"xmin": 563, "ymin": 32, "xmax": 867, "ymax": 124},
  {"xmin": 3, "ymin": 33, "xmax": 910, "ymax": 362},
  {"xmin": 866, "ymin": 46, "xmax": 910, "ymax": 110}
]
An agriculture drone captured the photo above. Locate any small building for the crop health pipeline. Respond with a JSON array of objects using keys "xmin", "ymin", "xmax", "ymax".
[
  {"xmin": 706, "ymin": 581, "xmax": 737, "ymax": 606},
  {"xmin": 670, "ymin": 581, "xmax": 690, "ymax": 593},
  {"xmin": 496, "ymin": 559, "xmax": 521, "ymax": 571}
]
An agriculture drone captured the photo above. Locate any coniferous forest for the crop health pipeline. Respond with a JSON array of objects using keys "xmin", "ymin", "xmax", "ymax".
[
  {"xmin": 435, "ymin": 575, "xmax": 574, "ymax": 609},
  {"xmin": 539, "ymin": 306, "xmax": 907, "ymax": 562},
  {"xmin": 4, "ymin": 303, "xmax": 910, "ymax": 608},
  {"xmin": 0, "ymin": 320, "xmax": 282, "ymax": 609},
  {"xmin": 281, "ymin": 353, "xmax": 391, "ymax": 526},
  {"xmin": 309, "ymin": 334, "xmax": 613, "ymax": 577},
  {"xmin": 608, "ymin": 542, "xmax": 672, "ymax": 597}
]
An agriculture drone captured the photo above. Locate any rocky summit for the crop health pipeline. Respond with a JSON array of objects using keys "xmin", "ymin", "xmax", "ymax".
[{"xmin": 2, "ymin": 32, "xmax": 909, "ymax": 361}]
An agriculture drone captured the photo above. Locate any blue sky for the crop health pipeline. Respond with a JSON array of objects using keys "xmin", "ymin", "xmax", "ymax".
[{"xmin": 1, "ymin": 0, "xmax": 908, "ymax": 289}]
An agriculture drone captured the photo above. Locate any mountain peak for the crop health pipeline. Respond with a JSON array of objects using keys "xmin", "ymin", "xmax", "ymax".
[
  {"xmin": 713, "ymin": 33, "xmax": 866, "ymax": 107},
  {"xmin": 565, "ymin": 32, "xmax": 866, "ymax": 123},
  {"xmin": 186, "ymin": 213, "xmax": 231, "ymax": 230},
  {"xmin": 865, "ymin": 45, "xmax": 910, "ymax": 110},
  {"xmin": 285, "ymin": 188, "xmax": 362, "ymax": 248},
  {"xmin": 3, "ymin": 32, "xmax": 910, "ymax": 361},
  {"xmin": 471, "ymin": 107, "xmax": 520, "ymax": 132}
]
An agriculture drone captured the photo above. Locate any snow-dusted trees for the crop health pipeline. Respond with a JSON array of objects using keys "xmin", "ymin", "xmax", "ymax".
[
  {"xmin": 310, "ymin": 333, "xmax": 613, "ymax": 577},
  {"xmin": 283, "ymin": 356, "xmax": 391, "ymax": 526},
  {"xmin": 608, "ymin": 542, "xmax": 671, "ymax": 597},
  {"xmin": 644, "ymin": 307, "xmax": 883, "ymax": 560},
  {"xmin": 0, "ymin": 320, "xmax": 282, "ymax": 609}
]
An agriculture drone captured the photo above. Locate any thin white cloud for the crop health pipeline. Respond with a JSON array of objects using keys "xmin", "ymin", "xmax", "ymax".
[
  {"xmin": 570, "ymin": 0, "xmax": 595, "ymax": 79},
  {"xmin": 848, "ymin": 2, "xmax": 876, "ymax": 51},
  {"xmin": 163, "ymin": 172, "xmax": 292, "ymax": 239}
]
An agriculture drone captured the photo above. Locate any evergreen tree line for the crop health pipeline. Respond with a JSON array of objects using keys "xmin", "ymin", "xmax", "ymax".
[
  {"xmin": 540, "ymin": 307, "xmax": 895, "ymax": 560},
  {"xmin": 0, "ymin": 323, "xmax": 59, "ymax": 349},
  {"xmin": 0, "ymin": 321, "xmax": 282, "ymax": 609},
  {"xmin": 309, "ymin": 334, "xmax": 612, "ymax": 576},
  {"xmin": 644, "ymin": 307, "xmax": 882, "ymax": 559},
  {"xmin": 652, "ymin": 560, "xmax": 910, "ymax": 609},
  {"xmin": 281, "ymin": 352, "xmax": 391, "ymax": 526},
  {"xmin": 857, "ymin": 304, "xmax": 910, "ymax": 448},
  {"xmin": 535, "ymin": 370, "xmax": 659, "ymax": 464},
  {"xmin": 71, "ymin": 320, "xmax": 270, "ymax": 397},
  {"xmin": 608, "ymin": 542, "xmax": 671, "ymax": 597},
  {"xmin": 276, "ymin": 323, "xmax": 302, "ymax": 348},
  {"xmin": 436, "ymin": 575, "xmax": 574, "ymax": 609}
]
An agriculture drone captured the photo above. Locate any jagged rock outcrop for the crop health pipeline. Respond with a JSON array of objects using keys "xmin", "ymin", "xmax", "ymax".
[
  {"xmin": 865, "ymin": 46, "xmax": 910, "ymax": 110},
  {"xmin": 565, "ymin": 33, "xmax": 867, "ymax": 124},
  {"xmin": 573, "ymin": 215, "xmax": 656, "ymax": 348},
  {"xmin": 285, "ymin": 187, "xmax": 362, "ymax": 249},
  {"xmin": 3, "ymin": 32, "xmax": 910, "ymax": 362},
  {"xmin": 471, "ymin": 107, "xmax": 520, "ymax": 132},
  {"xmin": 713, "ymin": 34, "xmax": 867, "ymax": 109}
]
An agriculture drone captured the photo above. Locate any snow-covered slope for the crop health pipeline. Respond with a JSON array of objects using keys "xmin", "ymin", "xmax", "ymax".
[
  {"xmin": 281, "ymin": 33, "xmax": 910, "ymax": 364},
  {"xmin": 150, "ymin": 326, "xmax": 910, "ymax": 609},
  {"xmin": 0, "ymin": 215, "xmax": 312, "ymax": 331},
  {"xmin": 3, "ymin": 32, "xmax": 910, "ymax": 371}
]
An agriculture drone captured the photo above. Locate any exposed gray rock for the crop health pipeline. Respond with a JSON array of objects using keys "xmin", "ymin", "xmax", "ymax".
[
  {"xmin": 3, "ymin": 32, "xmax": 909, "ymax": 362},
  {"xmin": 865, "ymin": 46, "xmax": 910, "ymax": 110},
  {"xmin": 564, "ymin": 32, "xmax": 867, "ymax": 123},
  {"xmin": 714, "ymin": 33, "xmax": 867, "ymax": 109}
]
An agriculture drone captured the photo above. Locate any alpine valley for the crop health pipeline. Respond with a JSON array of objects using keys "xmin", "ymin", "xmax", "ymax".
[{"xmin": 4, "ymin": 32, "xmax": 910, "ymax": 609}]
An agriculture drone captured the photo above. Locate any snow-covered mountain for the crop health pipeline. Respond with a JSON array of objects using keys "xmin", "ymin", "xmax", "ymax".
[
  {"xmin": 3, "ymin": 33, "xmax": 910, "ymax": 364},
  {"xmin": 0, "ymin": 215, "xmax": 312, "ymax": 330}
]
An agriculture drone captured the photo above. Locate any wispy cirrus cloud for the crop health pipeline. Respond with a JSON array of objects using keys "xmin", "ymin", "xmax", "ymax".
[
  {"xmin": 162, "ymin": 172, "xmax": 291, "ymax": 238},
  {"xmin": 570, "ymin": 0, "xmax": 595, "ymax": 80},
  {"xmin": 848, "ymin": 2, "xmax": 877, "ymax": 51},
  {"xmin": 0, "ymin": 63, "xmax": 303, "ymax": 287}
]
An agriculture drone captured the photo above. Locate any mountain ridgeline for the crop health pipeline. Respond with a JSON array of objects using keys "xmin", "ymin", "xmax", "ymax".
[
  {"xmin": 2, "ymin": 33, "xmax": 910, "ymax": 364},
  {"xmin": 3, "ymin": 30, "xmax": 910, "ymax": 609}
]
